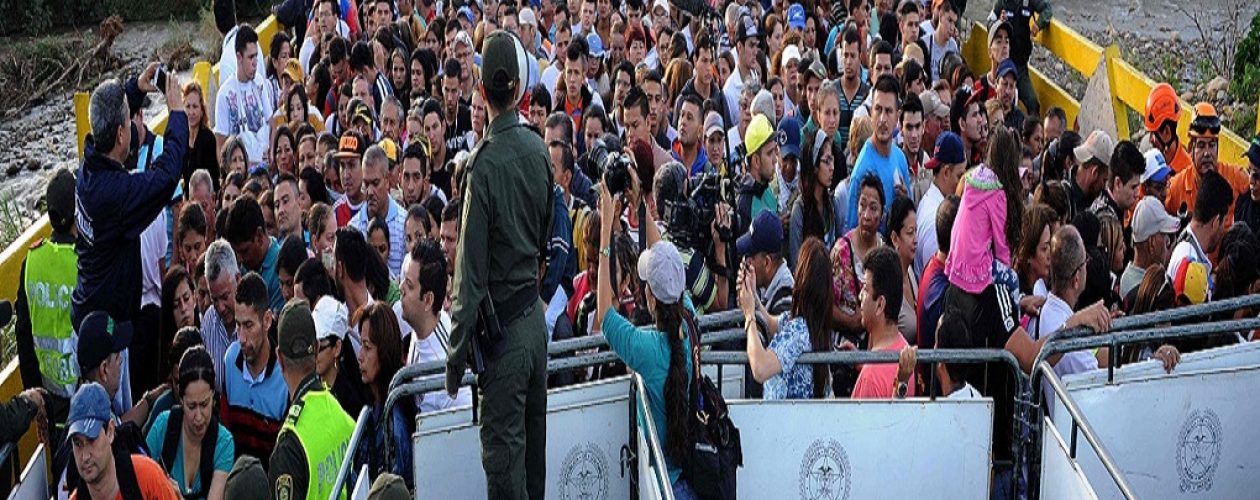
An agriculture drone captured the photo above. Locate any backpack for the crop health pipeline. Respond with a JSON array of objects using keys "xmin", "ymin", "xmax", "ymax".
[
  {"xmin": 160, "ymin": 406, "xmax": 220, "ymax": 500},
  {"xmin": 680, "ymin": 311, "xmax": 742, "ymax": 499}
]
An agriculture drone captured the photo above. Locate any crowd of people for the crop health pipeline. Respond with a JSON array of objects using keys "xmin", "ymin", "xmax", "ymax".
[{"xmin": 4, "ymin": 0, "xmax": 1260, "ymax": 498}]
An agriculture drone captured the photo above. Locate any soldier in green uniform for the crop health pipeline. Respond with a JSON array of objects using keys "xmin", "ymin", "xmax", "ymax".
[
  {"xmin": 14, "ymin": 168, "xmax": 78, "ymax": 439},
  {"xmin": 444, "ymin": 30, "xmax": 555, "ymax": 500},
  {"xmin": 269, "ymin": 299, "xmax": 357, "ymax": 500}
]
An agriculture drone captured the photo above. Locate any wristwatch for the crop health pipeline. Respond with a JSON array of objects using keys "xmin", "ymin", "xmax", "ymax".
[{"xmin": 895, "ymin": 381, "xmax": 909, "ymax": 399}]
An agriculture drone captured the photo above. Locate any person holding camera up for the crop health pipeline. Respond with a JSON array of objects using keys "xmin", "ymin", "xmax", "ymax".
[
  {"xmin": 652, "ymin": 162, "xmax": 732, "ymax": 314},
  {"xmin": 444, "ymin": 31, "xmax": 554, "ymax": 500}
]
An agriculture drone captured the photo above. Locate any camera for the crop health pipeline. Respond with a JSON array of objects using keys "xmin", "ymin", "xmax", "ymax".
[
  {"xmin": 663, "ymin": 171, "xmax": 734, "ymax": 252},
  {"xmin": 582, "ymin": 134, "xmax": 633, "ymax": 196}
]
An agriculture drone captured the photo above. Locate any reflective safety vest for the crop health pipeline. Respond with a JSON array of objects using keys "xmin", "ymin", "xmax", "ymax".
[
  {"xmin": 23, "ymin": 240, "xmax": 78, "ymax": 398},
  {"xmin": 280, "ymin": 388, "xmax": 356, "ymax": 500}
]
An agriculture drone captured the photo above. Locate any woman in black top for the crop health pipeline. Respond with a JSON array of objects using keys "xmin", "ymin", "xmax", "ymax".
[{"xmin": 182, "ymin": 82, "xmax": 220, "ymax": 191}]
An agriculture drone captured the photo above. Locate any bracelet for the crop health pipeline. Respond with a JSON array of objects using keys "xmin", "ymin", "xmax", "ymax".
[{"xmin": 600, "ymin": 245, "xmax": 613, "ymax": 258}]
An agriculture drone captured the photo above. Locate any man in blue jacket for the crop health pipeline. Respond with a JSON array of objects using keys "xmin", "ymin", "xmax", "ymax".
[{"xmin": 72, "ymin": 63, "xmax": 187, "ymax": 331}]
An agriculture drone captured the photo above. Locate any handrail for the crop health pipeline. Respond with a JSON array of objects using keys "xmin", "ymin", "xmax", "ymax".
[
  {"xmin": 1031, "ymin": 362, "xmax": 1137, "ymax": 500},
  {"xmin": 387, "ymin": 326, "xmax": 746, "ymax": 395},
  {"xmin": 1033, "ymin": 317, "xmax": 1260, "ymax": 377},
  {"xmin": 632, "ymin": 374, "xmax": 677, "ymax": 500},
  {"xmin": 1048, "ymin": 292, "xmax": 1260, "ymax": 342},
  {"xmin": 330, "ymin": 406, "xmax": 372, "ymax": 500}
]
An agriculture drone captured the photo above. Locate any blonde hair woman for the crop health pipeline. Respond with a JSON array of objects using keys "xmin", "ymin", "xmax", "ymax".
[{"xmin": 183, "ymin": 82, "xmax": 220, "ymax": 187}]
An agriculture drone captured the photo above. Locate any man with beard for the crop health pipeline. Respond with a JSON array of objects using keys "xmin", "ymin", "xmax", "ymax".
[
  {"xmin": 672, "ymin": 94, "xmax": 709, "ymax": 176},
  {"xmin": 67, "ymin": 383, "xmax": 179, "ymax": 500},
  {"xmin": 221, "ymin": 273, "xmax": 289, "ymax": 465},
  {"xmin": 845, "ymin": 75, "xmax": 911, "ymax": 233},
  {"xmin": 1164, "ymin": 103, "xmax": 1248, "ymax": 221}
]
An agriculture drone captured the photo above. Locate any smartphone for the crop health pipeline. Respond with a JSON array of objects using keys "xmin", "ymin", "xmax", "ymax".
[{"xmin": 151, "ymin": 64, "xmax": 168, "ymax": 92}]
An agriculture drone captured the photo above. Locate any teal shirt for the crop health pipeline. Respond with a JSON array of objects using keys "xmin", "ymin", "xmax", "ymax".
[
  {"xmin": 751, "ymin": 186, "xmax": 777, "ymax": 222},
  {"xmin": 145, "ymin": 410, "xmax": 236, "ymax": 496},
  {"xmin": 601, "ymin": 296, "xmax": 694, "ymax": 483},
  {"xmin": 252, "ymin": 237, "xmax": 284, "ymax": 312}
]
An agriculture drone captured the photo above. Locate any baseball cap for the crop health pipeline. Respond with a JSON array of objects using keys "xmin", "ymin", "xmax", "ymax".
[
  {"xmin": 744, "ymin": 114, "xmax": 775, "ymax": 158},
  {"xmin": 586, "ymin": 32, "xmax": 606, "ymax": 59},
  {"xmin": 781, "ymin": 45, "xmax": 802, "ymax": 70},
  {"xmin": 481, "ymin": 31, "xmax": 530, "ymax": 105},
  {"xmin": 919, "ymin": 89, "xmax": 949, "ymax": 119},
  {"xmin": 312, "ymin": 296, "xmax": 349, "ymax": 341},
  {"xmin": 224, "ymin": 456, "xmax": 270, "ymax": 500},
  {"xmin": 352, "ymin": 105, "xmax": 375, "ymax": 126},
  {"xmin": 518, "ymin": 7, "xmax": 538, "ymax": 26},
  {"xmin": 1073, "ymin": 130, "xmax": 1115, "ymax": 166},
  {"xmin": 457, "ymin": 6, "xmax": 475, "ymax": 25},
  {"xmin": 1245, "ymin": 135, "xmax": 1260, "ymax": 168},
  {"xmin": 988, "ymin": 18, "xmax": 1013, "ymax": 47},
  {"xmin": 284, "ymin": 59, "xmax": 303, "ymax": 83},
  {"xmin": 333, "ymin": 131, "xmax": 368, "ymax": 160},
  {"xmin": 786, "ymin": 4, "xmax": 806, "ymax": 30},
  {"xmin": 368, "ymin": 473, "xmax": 411, "ymax": 500},
  {"xmin": 67, "ymin": 383, "xmax": 112, "ymax": 441},
  {"xmin": 378, "ymin": 138, "xmax": 399, "ymax": 163},
  {"xmin": 1141, "ymin": 149, "xmax": 1172, "ymax": 184},
  {"xmin": 1131, "ymin": 195, "xmax": 1179, "ymax": 243},
  {"xmin": 704, "ymin": 111, "xmax": 725, "ymax": 138},
  {"xmin": 925, "ymin": 132, "xmax": 965, "ymax": 171},
  {"xmin": 806, "ymin": 59, "xmax": 827, "ymax": 81},
  {"xmin": 652, "ymin": 0, "xmax": 670, "ymax": 16},
  {"xmin": 77, "ymin": 311, "xmax": 133, "ymax": 372},
  {"xmin": 737, "ymin": 210, "xmax": 785, "ymax": 257},
  {"xmin": 736, "ymin": 15, "xmax": 760, "ymax": 43},
  {"xmin": 277, "ymin": 299, "xmax": 318, "ymax": 359},
  {"xmin": 995, "ymin": 59, "xmax": 1018, "ymax": 80},
  {"xmin": 637, "ymin": 241, "xmax": 685, "ymax": 305},
  {"xmin": 1174, "ymin": 258, "xmax": 1209, "ymax": 305},
  {"xmin": 777, "ymin": 116, "xmax": 802, "ymax": 159}
]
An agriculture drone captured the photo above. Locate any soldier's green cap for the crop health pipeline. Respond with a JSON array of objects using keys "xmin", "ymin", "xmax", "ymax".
[
  {"xmin": 224, "ymin": 456, "xmax": 270, "ymax": 500},
  {"xmin": 480, "ymin": 30, "xmax": 529, "ymax": 105},
  {"xmin": 277, "ymin": 299, "xmax": 317, "ymax": 359}
]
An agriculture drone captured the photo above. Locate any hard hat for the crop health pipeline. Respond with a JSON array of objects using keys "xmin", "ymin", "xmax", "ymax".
[
  {"xmin": 1144, "ymin": 83, "xmax": 1180, "ymax": 132},
  {"xmin": 1188, "ymin": 102, "xmax": 1221, "ymax": 139}
]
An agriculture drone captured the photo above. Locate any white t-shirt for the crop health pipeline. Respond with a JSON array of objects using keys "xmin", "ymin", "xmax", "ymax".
[
  {"xmin": 214, "ymin": 76, "xmax": 275, "ymax": 167},
  {"xmin": 915, "ymin": 184, "xmax": 945, "ymax": 278},
  {"xmin": 139, "ymin": 210, "xmax": 167, "ymax": 308},
  {"xmin": 406, "ymin": 310, "xmax": 473, "ymax": 412}
]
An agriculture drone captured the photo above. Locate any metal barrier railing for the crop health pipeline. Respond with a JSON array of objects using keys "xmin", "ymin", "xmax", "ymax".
[
  {"xmin": 387, "ymin": 320, "xmax": 746, "ymax": 395},
  {"xmin": 698, "ymin": 348, "xmax": 1029, "ymax": 499},
  {"xmin": 1031, "ymin": 361, "xmax": 1137, "ymax": 500},
  {"xmin": 329, "ymin": 407, "xmax": 371, "ymax": 500},
  {"xmin": 1047, "ymin": 293, "xmax": 1260, "ymax": 343},
  {"xmin": 632, "ymin": 374, "xmax": 676, "ymax": 500}
]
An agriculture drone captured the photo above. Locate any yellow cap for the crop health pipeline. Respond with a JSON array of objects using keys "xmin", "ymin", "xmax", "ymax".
[
  {"xmin": 378, "ymin": 138, "xmax": 399, "ymax": 163},
  {"xmin": 1174, "ymin": 258, "xmax": 1209, "ymax": 305},
  {"xmin": 744, "ymin": 114, "xmax": 775, "ymax": 158}
]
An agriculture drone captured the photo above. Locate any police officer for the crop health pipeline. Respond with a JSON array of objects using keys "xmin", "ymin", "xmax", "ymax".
[
  {"xmin": 269, "ymin": 299, "xmax": 356, "ymax": 500},
  {"xmin": 444, "ymin": 30, "xmax": 554, "ymax": 500},
  {"xmin": 14, "ymin": 168, "xmax": 78, "ymax": 436}
]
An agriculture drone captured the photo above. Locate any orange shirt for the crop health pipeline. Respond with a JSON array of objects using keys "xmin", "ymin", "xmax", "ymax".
[
  {"xmin": 1168, "ymin": 143, "xmax": 1193, "ymax": 175},
  {"xmin": 1164, "ymin": 161, "xmax": 1249, "ymax": 223},
  {"xmin": 70, "ymin": 455, "xmax": 180, "ymax": 500}
]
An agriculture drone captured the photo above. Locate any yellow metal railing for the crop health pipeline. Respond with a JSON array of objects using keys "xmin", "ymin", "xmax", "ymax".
[
  {"xmin": 10, "ymin": 14, "xmax": 282, "ymax": 479},
  {"xmin": 964, "ymin": 20, "xmax": 1252, "ymax": 161}
]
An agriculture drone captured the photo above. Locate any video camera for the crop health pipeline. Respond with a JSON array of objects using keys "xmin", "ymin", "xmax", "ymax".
[
  {"xmin": 582, "ymin": 134, "xmax": 634, "ymax": 197},
  {"xmin": 663, "ymin": 171, "xmax": 735, "ymax": 253}
]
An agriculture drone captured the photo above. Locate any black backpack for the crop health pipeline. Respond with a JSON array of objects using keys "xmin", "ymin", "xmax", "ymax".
[
  {"xmin": 681, "ymin": 311, "xmax": 742, "ymax": 499},
  {"xmin": 160, "ymin": 406, "xmax": 220, "ymax": 500}
]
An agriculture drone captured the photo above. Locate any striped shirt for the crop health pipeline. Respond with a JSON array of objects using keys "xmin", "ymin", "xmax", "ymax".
[
  {"xmin": 351, "ymin": 196, "xmax": 408, "ymax": 277},
  {"xmin": 407, "ymin": 311, "xmax": 471, "ymax": 412},
  {"xmin": 200, "ymin": 307, "xmax": 237, "ymax": 392}
]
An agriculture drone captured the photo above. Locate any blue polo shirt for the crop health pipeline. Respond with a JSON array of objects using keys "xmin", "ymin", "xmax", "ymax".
[
  {"xmin": 222, "ymin": 340, "xmax": 289, "ymax": 421},
  {"xmin": 250, "ymin": 238, "xmax": 284, "ymax": 312}
]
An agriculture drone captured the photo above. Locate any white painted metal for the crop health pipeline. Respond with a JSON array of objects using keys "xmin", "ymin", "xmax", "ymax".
[
  {"xmin": 1040, "ymin": 417, "xmax": 1101, "ymax": 500},
  {"xmin": 7, "ymin": 444, "xmax": 45, "ymax": 500}
]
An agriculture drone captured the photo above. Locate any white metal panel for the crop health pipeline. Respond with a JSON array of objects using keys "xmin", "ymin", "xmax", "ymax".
[
  {"xmin": 8, "ymin": 445, "xmax": 46, "ymax": 500},
  {"xmin": 413, "ymin": 376, "xmax": 633, "ymax": 500},
  {"xmin": 1039, "ymin": 417, "xmax": 1100, "ymax": 500},
  {"xmin": 699, "ymin": 364, "xmax": 746, "ymax": 400},
  {"xmin": 1053, "ymin": 342, "xmax": 1260, "ymax": 500},
  {"xmin": 351, "ymin": 464, "xmax": 371, "ymax": 500},
  {"xmin": 728, "ymin": 398, "xmax": 995, "ymax": 499},
  {"xmin": 636, "ymin": 429, "xmax": 667, "ymax": 500}
]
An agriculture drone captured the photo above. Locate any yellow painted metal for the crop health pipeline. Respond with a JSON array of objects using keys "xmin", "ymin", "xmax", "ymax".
[
  {"xmin": 0, "ymin": 215, "xmax": 50, "ymax": 304},
  {"xmin": 1027, "ymin": 65, "xmax": 1080, "ymax": 127},
  {"xmin": 1031, "ymin": 20, "xmax": 1103, "ymax": 78},
  {"xmin": 74, "ymin": 92, "xmax": 90, "ymax": 158},
  {"xmin": 192, "ymin": 60, "xmax": 211, "ymax": 94},
  {"xmin": 1103, "ymin": 45, "xmax": 1131, "ymax": 140}
]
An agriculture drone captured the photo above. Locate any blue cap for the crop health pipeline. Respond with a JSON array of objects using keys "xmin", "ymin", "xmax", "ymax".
[
  {"xmin": 1247, "ymin": 135, "xmax": 1260, "ymax": 168},
  {"xmin": 586, "ymin": 32, "xmax": 605, "ymax": 59},
  {"xmin": 787, "ymin": 4, "xmax": 806, "ymax": 30},
  {"xmin": 996, "ymin": 59, "xmax": 1018, "ymax": 80},
  {"xmin": 926, "ymin": 132, "xmax": 965, "ymax": 171},
  {"xmin": 776, "ymin": 115, "xmax": 802, "ymax": 159},
  {"xmin": 737, "ymin": 210, "xmax": 784, "ymax": 256},
  {"xmin": 76, "ymin": 311, "xmax": 133, "ymax": 372},
  {"xmin": 458, "ymin": 6, "xmax": 474, "ymax": 25},
  {"xmin": 67, "ymin": 383, "xmax": 113, "ymax": 440}
]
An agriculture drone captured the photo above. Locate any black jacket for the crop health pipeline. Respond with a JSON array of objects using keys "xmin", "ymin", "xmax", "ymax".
[{"xmin": 72, "ymin": 108, "xmax": 186, "ymax": 329}]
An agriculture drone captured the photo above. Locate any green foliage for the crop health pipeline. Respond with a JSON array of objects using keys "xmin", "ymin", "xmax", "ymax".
[
  {"xmin": 0, "ymin": 0, "xmax": 202, "ymax": 36},
  {"xmin": 1234, "ymin": 11, "xmax": 1260, "ymax": 103}
]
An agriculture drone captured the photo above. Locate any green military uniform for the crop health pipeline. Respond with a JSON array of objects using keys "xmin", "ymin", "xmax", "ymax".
[
  {"xmin": 446, "ymin": 30, "xmax": 555, "ymax": 500},
  {"xmin": 269, "ymin": 300, "xmax": 357, "ymax": 500}
]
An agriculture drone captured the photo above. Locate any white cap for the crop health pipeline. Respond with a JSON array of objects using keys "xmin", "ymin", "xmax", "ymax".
[
  {"xmin": 653, "ymin": 0, "xmax": 670, "ymax": 16},
  {"xmin": 637, "ymin": 241, "xmax": 685, "ymax": 304},
  {"xmin": 518, "ymin": 7, "xmax": 538, "ymax": 26},
  {"xmin": 781, "ymin": 45, "xmax": 801, "ymax": 70},
  {"xmin": 312, "ymin": 296, "xmax": 349, "ymax": 341},
  {"xmin": 1140, "ymin": 149, "xmax": 1172, "ymax": 184},
  {"xmin": 1131, "ymin": 196, "xmax": 1180, "ymax": 243}
]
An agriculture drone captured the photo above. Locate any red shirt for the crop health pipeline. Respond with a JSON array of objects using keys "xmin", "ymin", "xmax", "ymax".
[
  {"xmin": 852, "ymin": 335, "xmax": 917, "ymax": 399},
  {"xmin": 70, "ymin": 455, "xmax": 180, "ymax": 500}
]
